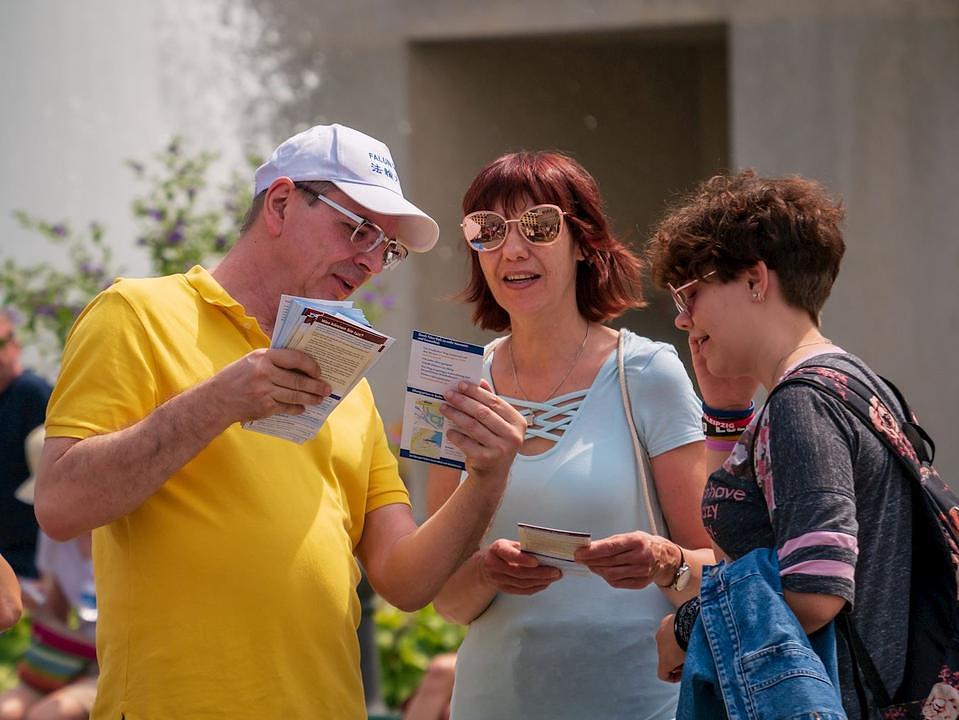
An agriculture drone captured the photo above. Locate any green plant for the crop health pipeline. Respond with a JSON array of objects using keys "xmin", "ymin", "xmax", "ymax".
[
  {"xmin": 374, "ymin": 602, "xmax": 465, "ymax": 710},
  {"xmin": 0, "ymin": 617, "xmax": 32, "ymax": 691},
  {"xmin": 1, "ymin": 214, "xmax": 116, "ymax": 360},
  {"xmin": 127, "ymin": 137, "xmax": 250, "ymax": 276}
]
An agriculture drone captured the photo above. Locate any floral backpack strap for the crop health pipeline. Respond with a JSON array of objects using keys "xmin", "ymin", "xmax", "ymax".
[{"xmin": 769, "ymin": 364, "xmax": 959, "ymax": 717}]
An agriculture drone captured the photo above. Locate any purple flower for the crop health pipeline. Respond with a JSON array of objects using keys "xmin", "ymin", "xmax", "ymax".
[
  {"xmin": 136, "ymin": 236, "xmax": 149, "ymax": 246},
  {"xmin": 166, "ymin": 228, "xmax": 184, "ymax": 246},
  {"xmin": 51, "ymin": 224, "xmax": 67, "ymax": 237},
  {"xmin": 35, "ymin": 304, "xmax": 56, "ymax": 318},
  {"xmin": 213, "ymin": 235, "xmax": 228, "ymax": 252},
  {"xmin": 360, "ymin": 291, "xmax": 376, "ymax": 303},
  {"xmin": 381, "ymin": 296, "xmax": 395, "ymax": 310},
  {"xmin": 147, "ymin": 208, "xmax": 166, "ymax": 221},
  {"xmin": 80, "ymin": 263, "xmax": 103, "ymax": 279}
]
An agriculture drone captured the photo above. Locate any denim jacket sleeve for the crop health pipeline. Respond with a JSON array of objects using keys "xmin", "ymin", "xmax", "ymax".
[{"xmin": 676, "ymin": 547, "xmax": 847, "ymax": 720}]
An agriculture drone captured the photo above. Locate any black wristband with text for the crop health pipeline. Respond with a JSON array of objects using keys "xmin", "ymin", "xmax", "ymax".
[{"xmin": 673, "ymin": 595, "xmax": 701, "ymax": 652}]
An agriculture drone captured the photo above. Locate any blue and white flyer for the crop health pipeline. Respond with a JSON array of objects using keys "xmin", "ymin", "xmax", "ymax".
[{"xmin": 400, "ymin": 331, "xmax": 485, "ymax": 469}]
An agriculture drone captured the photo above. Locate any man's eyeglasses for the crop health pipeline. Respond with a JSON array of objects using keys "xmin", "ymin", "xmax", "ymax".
[
  {"xmin": 299, "ymin": 188, "xmax": 409, "ymax": 271},
  {"xmin": 667, "ymin": 270, "xmax": 717, "ymax": 315},
  {"xmin": 0, "ymin": 333, "xmax": 14, "ymax": 350},
  {"xmin": 461, "ymin": 204, "xmax": 568, "ymax": 252}
]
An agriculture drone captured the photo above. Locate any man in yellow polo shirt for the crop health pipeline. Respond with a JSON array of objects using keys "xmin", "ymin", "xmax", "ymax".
[{"xmin": 34, "ymin": 124, "xmax": 527, "ymax": 720}]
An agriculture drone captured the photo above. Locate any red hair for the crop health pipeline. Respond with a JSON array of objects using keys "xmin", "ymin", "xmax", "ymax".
[{"xmin": 461, "ymin": 152, "xmax": 645, "ymax": 331}]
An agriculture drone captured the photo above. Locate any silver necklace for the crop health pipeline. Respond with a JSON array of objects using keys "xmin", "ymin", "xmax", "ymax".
[
  {"xmin": 508, "ymin": 322, "xmax": 591, "ymax": 401},
  {"xmin": 773, "ymin": 336, "xmax": 832, "ymax": 380}
]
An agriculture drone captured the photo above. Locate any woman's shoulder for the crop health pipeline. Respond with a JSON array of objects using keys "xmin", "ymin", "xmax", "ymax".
[{"xmin": 618, "ymin": 329, "xmax": 684, "ymax": 373}]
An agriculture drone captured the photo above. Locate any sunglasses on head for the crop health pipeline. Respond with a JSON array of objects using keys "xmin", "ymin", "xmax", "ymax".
[{"xmin": 461, "ymin": 204, "xmax": 568, "ymax": 252}]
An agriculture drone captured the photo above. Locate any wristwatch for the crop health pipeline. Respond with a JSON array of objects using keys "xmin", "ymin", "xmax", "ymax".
[{"xmin": 663, "ymin": 545, "xmax": 691, "ymax": 592}]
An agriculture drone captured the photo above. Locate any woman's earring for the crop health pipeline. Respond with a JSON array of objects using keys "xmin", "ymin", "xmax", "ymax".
[{"xmin": 752, "ymin": 291, "xmax": 764, "ymax": 302}]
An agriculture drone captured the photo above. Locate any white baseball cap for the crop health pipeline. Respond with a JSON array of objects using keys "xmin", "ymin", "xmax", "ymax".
[{"xmin": 254, "ymin": 123, "xmax": 439, "ymax": 252}]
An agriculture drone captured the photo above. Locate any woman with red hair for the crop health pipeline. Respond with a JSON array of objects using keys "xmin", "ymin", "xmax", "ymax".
[{"xmin": 428, "ymin": 151, "xmax": 710, "ymax": 719}]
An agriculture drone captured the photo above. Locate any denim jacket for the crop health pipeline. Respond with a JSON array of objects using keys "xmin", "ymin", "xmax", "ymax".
[{"xmin": 676, "ymin": 547, "xmax": 847, "ymax": 720}]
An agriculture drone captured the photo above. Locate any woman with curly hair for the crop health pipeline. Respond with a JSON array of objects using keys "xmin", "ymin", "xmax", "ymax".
[{"xmin": 649, "ymin": 170, "xmax": 919, "ymax": 717}]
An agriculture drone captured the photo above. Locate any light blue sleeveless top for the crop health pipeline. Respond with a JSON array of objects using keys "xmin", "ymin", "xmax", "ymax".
[{"xmin": 449, "ymin": 330, "xmax": 703, "ymax": 720}]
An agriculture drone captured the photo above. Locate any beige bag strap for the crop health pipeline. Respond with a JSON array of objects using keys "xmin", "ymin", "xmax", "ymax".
[
  {"xmin": 617, "ymin": 329, "xmax": 663, "ymax": 537},
  {"xmin": 483, "ymin": 336, "xmax": 507, "ymax": 362}
]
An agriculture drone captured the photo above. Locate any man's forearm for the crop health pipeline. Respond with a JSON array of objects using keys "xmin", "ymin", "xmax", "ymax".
[
  {"xmin": 369, "ymin": 475, "xmax": 504, "ymax": 612},
  {"xmin": 36, "ymin": 377, "xmax": 232, "ymax": 540}
]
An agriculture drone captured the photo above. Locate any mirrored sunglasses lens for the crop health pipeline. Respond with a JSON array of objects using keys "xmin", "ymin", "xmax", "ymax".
[
  {"xmin": 520, "ymin": 206, "xmax": 562, "ymax": 243},
  {"xmin": 463, "ymin": 212, "xmax": 506, "ymax": 250}
]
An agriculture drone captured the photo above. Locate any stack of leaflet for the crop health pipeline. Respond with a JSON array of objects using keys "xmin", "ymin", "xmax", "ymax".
[{"xmin": 244, "ymin": 294, "xmax": 395, "ymax": 443}]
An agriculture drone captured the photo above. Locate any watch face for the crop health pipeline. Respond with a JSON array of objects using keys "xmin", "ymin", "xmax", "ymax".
[{"xmin": 673, "ymin": 564, "xmax": 692, "ymax": 592}]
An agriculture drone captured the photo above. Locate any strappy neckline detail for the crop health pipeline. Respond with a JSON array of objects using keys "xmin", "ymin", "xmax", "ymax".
[
  {"xmin": 488, "ymin": 343, "xmax": 618, "ymax": 458},
  {"xmin": 505, "ymin": 390, "xmax": 589, "ymax": 443}
]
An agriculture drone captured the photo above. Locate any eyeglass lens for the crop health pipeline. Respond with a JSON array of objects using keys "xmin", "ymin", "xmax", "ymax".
[{"xmin": 462, "ymin": 205, "xmax": 564, "ymax": 251}]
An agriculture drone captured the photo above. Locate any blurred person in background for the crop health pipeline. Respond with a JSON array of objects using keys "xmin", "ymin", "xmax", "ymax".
[
  {"xmin": 0, "ymin": 426, "xmax": 96, "ymax": 720},
  {"xmin": 0, "ymin": 309, "xmax": 51, "ymax": 578}
]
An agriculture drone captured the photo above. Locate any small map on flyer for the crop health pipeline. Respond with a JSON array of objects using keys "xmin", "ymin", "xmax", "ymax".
[
  {"xmin": 517, "ymin": 522, "xmax": 592, "ymax": 576},
  {"xmin": 244, "ymin": 294, "xmax": 394, "ymax": 444},
  {"xmin": 399, "ymin": 331, "xmax": 485, "ymax": 469}
]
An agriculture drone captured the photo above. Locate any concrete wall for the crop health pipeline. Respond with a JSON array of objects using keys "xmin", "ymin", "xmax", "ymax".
[
  {"xmin": 729, "ymin": 3, "xmax": 959, "ymax": 474},
  {"xmin": 406, "ymin": 27, "xmax": 729, "ymax": 350}
]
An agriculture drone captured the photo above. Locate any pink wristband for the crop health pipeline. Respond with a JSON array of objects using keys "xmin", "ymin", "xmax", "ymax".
[{"xmin": 705, "ymin": 437, "xmax": 739, "ymax": 453}]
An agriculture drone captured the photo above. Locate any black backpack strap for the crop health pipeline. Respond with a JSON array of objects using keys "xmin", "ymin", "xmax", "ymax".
[{"xmin": 837, "ymin": 612, "xmax": 892, "ymax": 715}]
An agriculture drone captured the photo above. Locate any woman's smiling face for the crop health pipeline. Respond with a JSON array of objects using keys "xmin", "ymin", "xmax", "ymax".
[
  {"xmin": 674, "ymin": 273, "xmax": 756, "ymax": 379},
  {"xmin": 477, "ymin": 197, "xmax": 583, "ymax": 323}
]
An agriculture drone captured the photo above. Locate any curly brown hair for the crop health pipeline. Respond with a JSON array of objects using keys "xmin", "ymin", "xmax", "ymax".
[
  {"xmin": 647, "ymin": 169, "xmax": 846, "ymax": 323},
  {"xmin": 461, "ymin": 151, "xmax": 645, "ymax": 331}
]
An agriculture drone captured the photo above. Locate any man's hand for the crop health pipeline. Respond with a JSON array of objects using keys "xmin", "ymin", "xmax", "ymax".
[
  {"xmin": 656, "ymin": 613, "xmax": 685, "ymax": 682},
  {"xmin": 478, "ymin": 539, "xmax": 562, "ymax": 595},
  {"xmin": 210, "ymin": 348, "xmax": 331, "ymax": 424},
  {"xmin": 574, "ymin": 531, "xmax": 679, "ymax": 589},
  {"xmin": 440, "ymin": 380, "xmax": 526, "ymax": 486}
]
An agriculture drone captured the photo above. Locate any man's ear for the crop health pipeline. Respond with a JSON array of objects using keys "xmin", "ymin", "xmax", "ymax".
[{"xmin": 263, "ymin": 178, "xmax": 296, "ymax": 236}]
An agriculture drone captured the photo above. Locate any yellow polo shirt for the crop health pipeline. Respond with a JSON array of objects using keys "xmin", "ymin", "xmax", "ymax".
[{"xmin": 46, "ymin": 266, "xmax": 409, "ymax": 720}]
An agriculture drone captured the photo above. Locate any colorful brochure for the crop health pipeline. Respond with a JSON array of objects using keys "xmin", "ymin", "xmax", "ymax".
[
  {"xmin": 399, "ymin": 331, "xmax": 485, "ymax": 469},
  {"xmin": 244, "ymin": 294, "xmax": 394, "ymax": 443}
]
